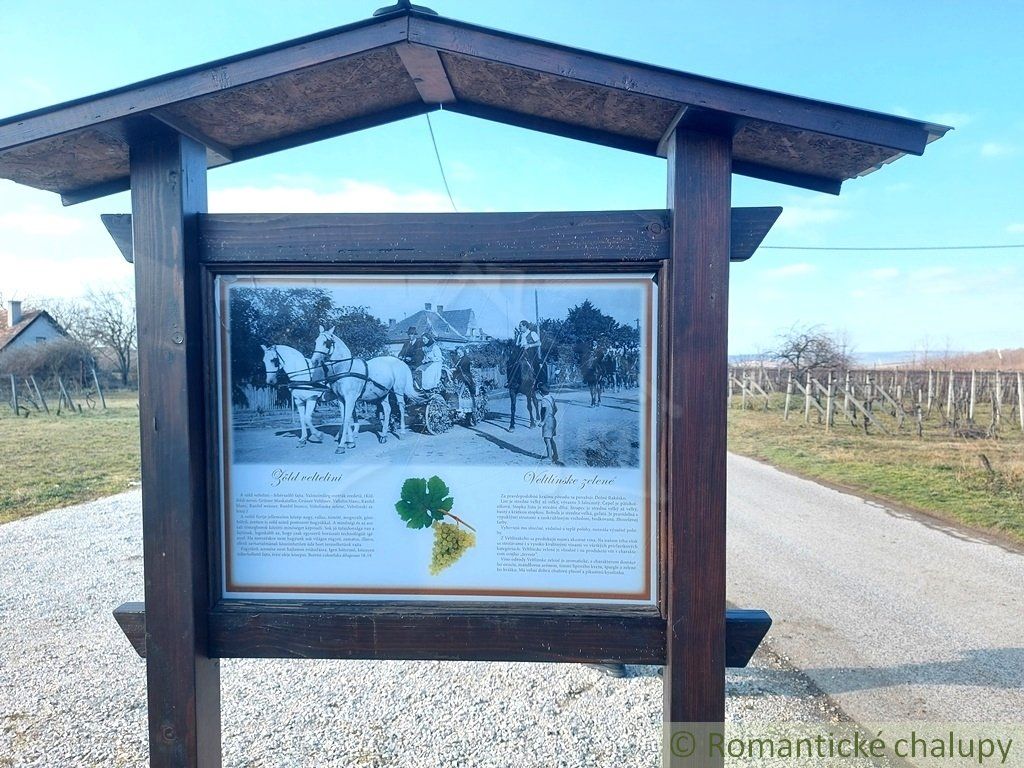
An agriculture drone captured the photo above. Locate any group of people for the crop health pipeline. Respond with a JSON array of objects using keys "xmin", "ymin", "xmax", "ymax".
[
  {"xmin": 396, "ymin": 327, "xmax": 479, "ymax": 414},
  {"xmin": 394, "ymin": 320, "xmax": 561, "ymax": 464}
]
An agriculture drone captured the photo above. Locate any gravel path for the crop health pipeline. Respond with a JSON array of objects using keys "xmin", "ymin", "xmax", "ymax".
[{"xmin": 2, "ymin": 490, "xmax": 878, "ymax": 767}]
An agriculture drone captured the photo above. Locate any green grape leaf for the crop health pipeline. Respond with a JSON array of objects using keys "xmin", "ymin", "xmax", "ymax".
[{"xmin": 395, "ymin": 476, "xmax": 453, "ymax": 529}]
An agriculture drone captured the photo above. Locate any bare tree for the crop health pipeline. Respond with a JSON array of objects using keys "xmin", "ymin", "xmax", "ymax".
[
  {"xmin": 83, "ymin": 288, "xmax": 137, "ymax": 386},
  {"xmin": 773, "ymin": 324, "xmax": 854, "ymax": 378}
]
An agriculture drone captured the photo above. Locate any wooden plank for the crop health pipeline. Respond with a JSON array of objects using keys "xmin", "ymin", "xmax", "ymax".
[
  {"xmin": 396, "ymin": 42, "xmax": 456, "ymax": 104},
  {"xmin": 130, "ymin": 129, "xmax": 220, "ymax": 768},
  {"xmin": 664, "ymin": 128, "xmax": 731, "ymax": 762},
  {"xmin": 0, "ymin": 16, "xmax": 408, "ymax": 152},
  {"xmin": 228, "ymin": 101, "xmax": 434, "ymax": 164},
  {"xmin": 112, "ymin": 603, "xmax": 771, "ymax": 668},
  {"xmin": 104, "ymin": 208, "xmax": 779, "ymax": 264},
  {"xmin": 409, "ymin": 16, "xmax": 935, "ymax": 155},
  {"xmin": 446, "ymin": 100, "xmax": 658, "ymax": 156},
  {"xmin": 732, "ymin": 159, "xmax": 842, "ymax": 196}
]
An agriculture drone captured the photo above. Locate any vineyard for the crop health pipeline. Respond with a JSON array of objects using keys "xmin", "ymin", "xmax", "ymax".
[{"xmin": 728, "ymin": 366, "xmax": 1024, "ymax": 544}]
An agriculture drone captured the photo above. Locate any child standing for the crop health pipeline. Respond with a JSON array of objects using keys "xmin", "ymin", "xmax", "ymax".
[{"xmin": 536, "ymin": 383, "xmax": 562, "ymax": 465}]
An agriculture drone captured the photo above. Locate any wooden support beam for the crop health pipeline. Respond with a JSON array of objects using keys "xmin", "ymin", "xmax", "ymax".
[
  {"xmin": 396, "ymin": 42, "xmax": 456, "ymax": 104},
  {"xmin": 664, "ymin": 128, "xmax": 731, "ymax": 766},
  {"xmin": 151, "ymin": 110, "xmax": 235, "ymax": 162},
  {"xmin": 130, "ymin": 129, "xmax": 220, "ymax": 768},
  {"xmin": 101, "ymin": 207, "xmax": 781, "ymax": 265},
  {"xmin": 112, "ymin": 603, "xmax": 772, "ymax": 668}
]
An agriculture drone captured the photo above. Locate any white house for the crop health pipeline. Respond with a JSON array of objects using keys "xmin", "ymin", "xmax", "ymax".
[{"xmin": 0, "ymin": 300, "xmax": 65, "ymax": 355}]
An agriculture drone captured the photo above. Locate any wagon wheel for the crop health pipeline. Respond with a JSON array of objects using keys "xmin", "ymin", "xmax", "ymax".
[{"xmin": 423, "ymin": 394, "xmax": 454, "ymax": 435}]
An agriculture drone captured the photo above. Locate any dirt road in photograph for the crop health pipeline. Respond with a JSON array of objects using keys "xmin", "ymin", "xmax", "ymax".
[
  {"xmin": 233, "ymin": 386, "xmax": 643, "ymax": 468},
  {"xmin": 728, "ymin": 452, "xmax": 1024, "ymax": 724}
]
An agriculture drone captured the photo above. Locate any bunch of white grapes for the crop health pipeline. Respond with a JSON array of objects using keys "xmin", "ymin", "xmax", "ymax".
[{"xmin": 430, "ymin": 521, "xmax": 476, "ymax": 575}]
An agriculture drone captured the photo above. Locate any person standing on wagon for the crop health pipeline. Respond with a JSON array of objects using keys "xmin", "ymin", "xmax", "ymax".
[{"xmin": 537, "ymin": 382, "xmax": 562, "ymax": 465}]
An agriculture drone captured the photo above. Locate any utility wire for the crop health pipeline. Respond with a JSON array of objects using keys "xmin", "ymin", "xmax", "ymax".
[
  {"xmin": 422, "ymin": 112, "xmax": 1019, "ymax": 249},
  {"xmin": 425, "ymin": 111, "xmax": 458, "ymax": 213},
  {"xmin": 762, "ymin": 243, "xmax": 1024, "ymax": 252}
]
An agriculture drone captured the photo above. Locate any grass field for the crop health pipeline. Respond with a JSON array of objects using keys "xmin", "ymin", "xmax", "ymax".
[
  {"xmin": 728, "ymin": 396, "xmax": 1024, "ymax": 544},
  {"xmin": 0, "ymin": 391, "xmax": 140, "ymax": 524}
]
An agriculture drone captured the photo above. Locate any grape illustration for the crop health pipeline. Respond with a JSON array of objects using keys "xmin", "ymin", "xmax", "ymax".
[{"xmin": 430, "ymin": 521, "xmax": 476, "ymax": 575}]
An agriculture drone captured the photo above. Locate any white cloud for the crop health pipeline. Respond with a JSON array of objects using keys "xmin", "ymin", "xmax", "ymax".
[
  {"xmin": 209, "ymin": 180, "xmax": 456, "ymax": 214},
  {"xmin": 0, "ymin": 207, "xmax": 85, "ymax": 236},
  {"xmin": 980, "ymin": 142, "xmax": 1019, "ymax": 158},
  {"xmin": 763, "ymin": 262, "xmax": 817, "ymax": 279},
  {"xmin": 927, "ymin": 112, "xmax": 972, "ymax": 129}
]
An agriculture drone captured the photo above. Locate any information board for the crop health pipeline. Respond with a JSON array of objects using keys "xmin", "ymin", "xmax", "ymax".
[{"xmin": 215, "ymin": 272, "xmax": 659, "ymax": 603}]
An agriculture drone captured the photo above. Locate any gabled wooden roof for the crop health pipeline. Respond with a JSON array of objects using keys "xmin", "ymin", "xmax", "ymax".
[{"xmin": 0, "ymin": 8, "xmax": 948, "ymax": 205}]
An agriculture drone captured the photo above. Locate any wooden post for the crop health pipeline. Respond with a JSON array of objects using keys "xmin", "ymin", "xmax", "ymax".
[
  {"xmin": 783, "ymin": 372, "xmax": 793, "ymax": 420},
  {"xmin": 1018, "ymin": 372, "xmax": 1024, "ymax": 432},
  {"xmin": 130, "ymin": 128, "xmax": 221, "ymax": 768},
  {"xmin": 58, "ymin": 377, "xmax": 75, "ymax": 412},
  {"xmin": 740, "ymin": 372, "xmax": 748, "ymax": 410},
  {"xmin": 9, "ymin": 373, "xmax": 19, "ymax": 414},
  {"xmin": 804, "ymin": 372, "xmax": 812, "ymax": 423},
  {"xmin": 994, "ymin": 370, "xmax": 1002, "ymax": 428},
  {"xmin": 927, "ymin": 369, "xmax": 934, "ymax": 413},
  {"xmin": 92, "ymin": 367, "xmax": 107, "ymax": 409},
  {"xmin": 30, "ymin": 376, "xmax": 49, "ymax": 414},
  {"xmin": 946, "ymin": 370, "xmax": 954, "ymax": 419},
  {"xmin": 664, "ymin": 127, "xmax": 730, "ymax": 766},
  {"xmin": 825, "ymin": 372, "xmax": 834, "ymax": 432},
  {"xmin": 969, "ymin": 369, "xmax": 976, "ymax": 422}
]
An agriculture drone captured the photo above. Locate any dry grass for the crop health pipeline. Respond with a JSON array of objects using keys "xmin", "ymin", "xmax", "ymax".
[
  {"xmin": 728, "ymin": 396, "xmax": 1024, "ymax": 544},
  {"xmin": 0, "ymin": 391, "xmax": 140, "ymax": 524},
  {"xmin": 930, "ymin": 347, "xmax": 1024, "ymax": 371}
]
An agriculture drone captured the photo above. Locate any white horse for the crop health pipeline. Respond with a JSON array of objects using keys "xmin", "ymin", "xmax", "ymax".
[
  {"xmin": 310, "ymin": 326, "xmax": 421, "ymax": 450},
  {"xmin": 260, "ymin": 343, "xmax": 325, "ymax": 446}
]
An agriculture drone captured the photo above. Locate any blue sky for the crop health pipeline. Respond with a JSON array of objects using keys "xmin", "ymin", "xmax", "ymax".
[{"xmin": 1, "ymin": 1, "xmax": 1021, "ymax": 355}]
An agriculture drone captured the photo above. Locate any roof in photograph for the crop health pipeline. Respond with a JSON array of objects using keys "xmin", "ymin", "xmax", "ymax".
[
  {"xmin": 387, "ymin": 307, "xmax": 468, "ymax": 344},
  {"xmin": 0, "ymin": 8, "xmax": 949, "ymax": 204}
]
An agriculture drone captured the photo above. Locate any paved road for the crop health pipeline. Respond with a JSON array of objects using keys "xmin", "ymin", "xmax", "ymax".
[{"xmin": 727, "ymin": 452, "xmax": 1024, "ymax": 724}]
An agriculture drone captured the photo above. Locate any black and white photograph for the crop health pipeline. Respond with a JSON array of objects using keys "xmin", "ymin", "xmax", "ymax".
[{"xmin": 219, "ymin": 273, "xmax": 657, "ymax": 470}]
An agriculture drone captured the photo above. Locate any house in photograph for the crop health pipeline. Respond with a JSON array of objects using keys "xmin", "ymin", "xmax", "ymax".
[
  {"xmin": 0, "ymin": 300, "xmax": 65, "ymax": 356},
  {"xmin": 385, "ymin": 303, "xmax": 492, "ymax": 355}
]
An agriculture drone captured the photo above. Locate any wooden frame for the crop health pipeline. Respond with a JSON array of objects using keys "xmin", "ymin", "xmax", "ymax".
[{"xmin": 118, "ymin": 197, "xmax": 765, "ymax": 767}]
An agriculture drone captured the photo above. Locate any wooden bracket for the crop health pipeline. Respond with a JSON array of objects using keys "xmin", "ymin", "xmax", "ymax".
[{"xmin": 396, "ymin": 42, "xmax": 456, "ymax": 105}]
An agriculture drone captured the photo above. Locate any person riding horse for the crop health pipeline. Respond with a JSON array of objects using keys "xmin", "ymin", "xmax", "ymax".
[{"xmin": 514, "ymin": 319, "xmax": 547, "ymax": 388}]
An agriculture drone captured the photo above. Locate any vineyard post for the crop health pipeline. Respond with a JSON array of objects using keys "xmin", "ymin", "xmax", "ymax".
[
  {"xmin": 741, "ymin": 372, "xmax": 748, "ymax": 410},
  {"xmin": 969, "ymin": 369, "xmax": 977, "ymax": 423},
  {"xmin": 927, "ymin": 369, "xmax": 934, "ymax": 413},
  {"xmin": 946, "ymin": 370, "xmax": 955, "ymax": 419},
  {"xmin": 825, "ymin": 373, "xmax": 834, "ymax": 433},
  {"xmin": 29, "ymin": 376, "xmax": 49, "ymax": 414},
  {"xmin": 843, "ymin": 371, "xmax": 851, "ymax": 421},
  {"xmin": 784, "ymin": 372, "xmax": 793, "ymax": 420},
  {"xmin": 1018, "ymin": 372, "xmax": 1024, "ymax": 431},
  {"xmin": 994, "ymin": 370, "xmax": 1002, "ymax": 428},
  {"xmin": 9, "ymin": 373, "xmax": 19, "ymax": 415},
  {"xmin": 91, "ymin": 367, "xmax": 107, "ymax": 410},
  {"xmin": 803, "ymin": 372, "xmax": 812, "ymax": 423}
]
